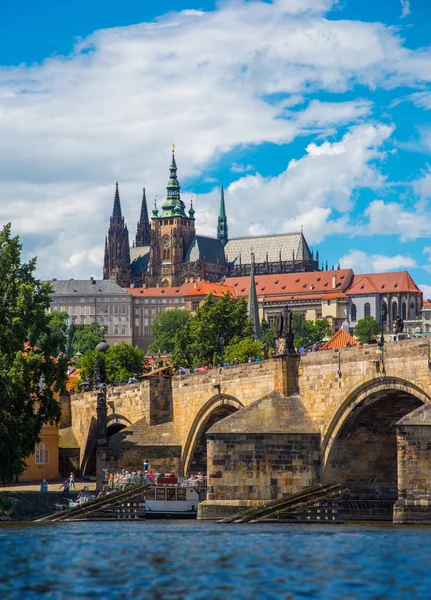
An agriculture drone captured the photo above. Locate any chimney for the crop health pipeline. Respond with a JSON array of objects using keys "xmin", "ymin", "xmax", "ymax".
[
  {"xmin": 332, "ymin": 274, "xmax": 337, "ymax": 289},
  {"xmin": 90, "ymin": 276, "xmax": 95, "ymax": 284}
]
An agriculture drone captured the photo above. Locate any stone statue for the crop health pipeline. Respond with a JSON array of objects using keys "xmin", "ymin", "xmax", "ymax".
[
  {"xmin": 394, "ymin": 315, "xmax": 404, "ymax": 334},
  {"xmin": 275, "ymin": 305, "xmax": 296, "ymax": 355},
  {"xmin": 261, "ymin": 342, "xmax": 269, "ymax": 360}
]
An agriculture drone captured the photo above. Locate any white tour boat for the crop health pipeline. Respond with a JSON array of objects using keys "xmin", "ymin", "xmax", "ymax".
[{"xmin": 118, "ymin": 484, "xmax": 205, "ymax": 519}]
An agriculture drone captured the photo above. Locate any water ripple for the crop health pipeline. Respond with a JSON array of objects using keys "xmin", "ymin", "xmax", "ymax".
[{"xmin": 0, "ymin": 521, "xmax": 430, "ymax": 599}]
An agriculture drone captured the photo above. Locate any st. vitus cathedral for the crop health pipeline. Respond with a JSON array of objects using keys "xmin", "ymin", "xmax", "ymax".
[{"xmin": 103, "ymin": 147, "xmax": 320, "ymax": 288}]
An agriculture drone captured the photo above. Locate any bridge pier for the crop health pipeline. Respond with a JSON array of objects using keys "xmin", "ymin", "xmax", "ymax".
[{"xmin": 394, "ymin": 403, "xmax": 431, "ymax": 524}]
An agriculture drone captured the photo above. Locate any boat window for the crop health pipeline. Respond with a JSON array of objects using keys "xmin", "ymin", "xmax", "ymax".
[
  {"xmin": 167, "ymin": 488, "xmax": 176, "ymax": 501},
  {"xmin": 177, "ymin": 488, "xmax": 186, "ymax": 501},
  {"xmin": 145, "ymin": 489, "xmax": 155, "ymax": 500},
  {"xmin": 156, "ymin": 488, "xmax": 165, "ymax": 500}
]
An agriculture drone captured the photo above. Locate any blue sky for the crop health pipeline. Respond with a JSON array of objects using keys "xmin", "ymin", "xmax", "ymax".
[{"xmin": 1, "ymin": 0, "xmax": 431, "ymax": 294}]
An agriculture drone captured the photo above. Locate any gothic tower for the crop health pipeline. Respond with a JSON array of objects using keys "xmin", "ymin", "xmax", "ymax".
[
  {"xmin": 217, "ymin": 180, "xmax": 228, "ymax": 246},
  {"xmin": 135, "ymin": 188, "xmax": 150, "ymax": 247},
  {"xmin": 103, "ymin": 182, "xmax": 131, "ymax": 287},
  {"xmin": 147, "ymin": 146, "xmax": 196, "ymax": 287}
]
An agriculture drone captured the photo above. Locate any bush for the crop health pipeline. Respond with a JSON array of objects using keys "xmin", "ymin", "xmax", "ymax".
[{"xmin": 224, "ymin": 338, "xmax": 262, "ymax": 364}]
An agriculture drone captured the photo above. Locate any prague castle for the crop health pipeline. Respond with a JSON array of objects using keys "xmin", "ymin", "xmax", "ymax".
[{"xmin": 103, "ymin": 146, "xmax": 320, "ymax": 289}]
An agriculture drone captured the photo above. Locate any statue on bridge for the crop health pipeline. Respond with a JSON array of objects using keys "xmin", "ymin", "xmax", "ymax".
[
  {"xmin": 275, "ymin": 305, "xmax": 296, "ymax": 355},
  {"xmin": 394, "ymin": 315, "xmax": 404, "ymax": 334}
]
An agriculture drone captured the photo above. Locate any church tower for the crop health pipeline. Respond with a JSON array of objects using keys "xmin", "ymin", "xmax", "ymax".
[
  {"xmin": 147, "ymin": 146, "xmax": 196, "ymax": 287},
  {"xmin": 103, "ymin": 182, "xmax": 131, "ymax": 287},
  {"xmin": 217, "ymin": 180, "xmax": 228, "ymax": 246},
  {"xmin": 135, "ymin": 188, "xmax": 150, "ymax": 247}
]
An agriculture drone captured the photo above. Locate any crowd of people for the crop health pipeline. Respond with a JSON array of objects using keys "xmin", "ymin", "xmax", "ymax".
[{"xmin": 104, "ymin": 465, "xmax": 206, "ymax": 489}]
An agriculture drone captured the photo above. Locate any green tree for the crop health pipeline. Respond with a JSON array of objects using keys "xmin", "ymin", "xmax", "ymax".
[
  {"xmin": 224, "ymin": 338, "xmax": 262, "ymax": 364},
  {"xmin": 79, "ymin": 350, "xmax": 106, "ymax": 387},
  {"xmin": 66, "ymin": 322, "xmax": 77, "ymax": 358},
  {"xmin": 354, "ymin": 316, "xmax": 380, "ymax": 344},
  {"xmin": 72, "ymin": 323, "xmax": 103, "ymax": 355},
  {"xmin": 43, "ymin": 311, "xmax": 68, "ymax": 356},
  {"xmin": 149, "ymin": 309, "xmax": 190, "ymax": 354},
  {"xmin": 105, "ymin": 343, "xmax": 147, "ymax": 384},
  {"xmin": 0, "ymin": 224, "xmax": 67, "ymax": 482},
  {"xmin": 292, "ymin": 313, "xmax": 331, "ymax": 349},
  {"xmin": 172, "ymin": 293, "xmax": 252, "ymax": 368},
  {"xmin": 261, "ymin": 319, "xmax": 276, "ymax": 349}
]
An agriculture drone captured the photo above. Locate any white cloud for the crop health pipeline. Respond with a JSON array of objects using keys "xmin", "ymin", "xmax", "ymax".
[
  {"xmin": 0, "ymin": 0, "xmax": 429, "ymax": 277},
  {"xmin": 340, "ymin": 249, "xmax": 416, "ymax": 273},
  {"xmin": 419, "ymin": 284, "xmax": 431, "ymax": 300},
  {"xmin": 400, "ymin": 0, "xmax": 411, "ymax": 18},
  {"xmin": 231, "ymin": 163, "xmax": 254, "ymax": 174},
  {"xmin": 408, "ymin": 91, "xmax": 431, "ymax": 110},
  {"xmin": 198, "ymin": 123, "xmax": 393, "ymax": 244},
  {"xmin": 363, "ymin": 199, "xmax": 431, "ymax": 241}
]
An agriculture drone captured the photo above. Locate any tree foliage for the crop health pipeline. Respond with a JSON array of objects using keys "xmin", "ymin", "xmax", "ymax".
[
  {"xmin": 0, "ymin": 224, "xmax": 67, "ymax": 482},
  {"xmin": 354, "ymin": 316, "xmax": 380, "ymax": 344},
  {"xmin": 261, "ymin": 319, "xmax": 276, "ymax": 349},
  {"xmin": 44, "ymin": 311, "xmax": 68, "ymax": 356},
  {"xmin": 72, "ymin": 323, "xmax": 103, "ymax": 355},
  {"xmin": 292, "ymin": 313, "xmax": 331, "ymax": 349},
  {"xmin": 79, "ymin": 343, "xmax": 147, "ymax": 386},
  {"xmin": 172, "ymin": 293, "xmax": 252, "ymax": 368},
  {"xmin": 224, "ymin": 338, "xmax": 262, "ymax": 364},
  {"xmin": 149, "ymin": 309, "xmax": 190, "ymax": 354}
]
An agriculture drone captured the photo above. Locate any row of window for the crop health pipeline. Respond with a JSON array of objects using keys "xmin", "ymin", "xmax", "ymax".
[{"xmin": 351, "ymin": 300, "xmax": 415, "ymax": 322}]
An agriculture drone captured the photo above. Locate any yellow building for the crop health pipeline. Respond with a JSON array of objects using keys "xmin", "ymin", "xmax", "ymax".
[{"xmin": 18, "ymin": 422, "xmax": 60, "ymax": 483}]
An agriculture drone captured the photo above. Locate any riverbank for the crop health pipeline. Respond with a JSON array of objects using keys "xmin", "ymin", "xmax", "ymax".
[{"xmin": 0, "ymin": 481, "xmax": 97, "ymax": 520}]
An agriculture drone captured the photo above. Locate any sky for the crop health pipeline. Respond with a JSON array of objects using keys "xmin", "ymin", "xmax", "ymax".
[{"xmin": 1, "ymin": 0, "xmax": 431, "ymax": 295}]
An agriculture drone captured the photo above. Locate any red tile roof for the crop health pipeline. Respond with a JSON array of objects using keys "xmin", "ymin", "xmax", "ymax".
[
  {"xmin": 225, "ymin": 269, "xmax": 354, "ymax": 299},
  {"xmin": 184, "ymin": 282, "xmax": 235, "ymax": 297},
  {"xmin": 321, "ymin": 328, "xmax": 359, "ymax": 350},
  {"xmin": 346, "ymin": 271, "xmax": 421, "ymax": 295}
]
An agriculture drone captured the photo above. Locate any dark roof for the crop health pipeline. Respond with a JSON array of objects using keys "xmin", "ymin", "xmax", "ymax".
[
  {"xmin": 108, "ymin": 418, "xmax": 181, "ymax": 448},
  {"xmin": 130, "ymin": 246, "xmax": 150, "ymax": 276},
  {"xmin": 184, "ymin": 235, "xmax": 226, "ymax": 265},
  {"xmin": 49, "ymin": 279, "xmax": 129, "ymax": 296},
  {"xmin": 396, "ymin": 403, "xmax": 431, "ymax": 426},
  {"xmin": 207, "ymin": 390, "xmax": 319, "ymax": 435},
  {"xmin": 224, "ymin": 232, "xmax": 314, "ymax": 265}
]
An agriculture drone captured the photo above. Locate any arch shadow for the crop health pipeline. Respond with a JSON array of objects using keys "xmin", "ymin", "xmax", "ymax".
[
  {"xmin": 322, "ymin": 376, "xmax": 430, "ymax": 470},
  {"xmin": 180, "ymin": 394, "xmax": 244, "ymax": 476}
]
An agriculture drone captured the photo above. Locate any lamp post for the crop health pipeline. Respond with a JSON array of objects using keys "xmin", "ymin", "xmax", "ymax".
[
  {"xmin": 378, "ymin": 303, "xmax": 387, "ymax": 348},
  {"xmin": 219, "ymin": 335, "xmax": 224, "ymax": 368}
]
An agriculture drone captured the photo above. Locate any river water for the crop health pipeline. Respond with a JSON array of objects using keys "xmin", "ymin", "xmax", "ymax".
[{"xmin": 0, "ymin": 521, "xmax": 430, "ymax": 599}]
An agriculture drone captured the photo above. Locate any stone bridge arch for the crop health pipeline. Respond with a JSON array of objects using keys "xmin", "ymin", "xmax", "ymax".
[
  {"xmin": 106, "ymin": 414, "xmax": 132, "ymax": 438},
  {"xmin": 322, "ymin": 376, "xmax": 430, "ymax": 500},
  {"xmin": 181, "ymin": 394, "xmax": 243, "ymax": 476}
]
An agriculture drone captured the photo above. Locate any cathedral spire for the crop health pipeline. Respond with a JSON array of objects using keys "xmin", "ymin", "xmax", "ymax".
[
  {"xmin": 135, "ymin": 187, "xmax": 151, "ymax": 247},
  {"xmin": 247, "ymin": 252, "xmax": 261, "ymax": 340},
  {"xmin": 161, "ymin": 144, "xmax": 186, "ymax": 218},
  {"xmin": 112, "ymin": 182, "xmax": 123, "ymax": 222},
  {"xmin": 217, "ymin": 180, "xmax": 228, "ymax": 246}
]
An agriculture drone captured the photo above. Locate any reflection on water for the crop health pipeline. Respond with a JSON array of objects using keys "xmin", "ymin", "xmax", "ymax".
[{"xmin": 0, "ymin": 521, "xmax": 430, "ymax": 599}]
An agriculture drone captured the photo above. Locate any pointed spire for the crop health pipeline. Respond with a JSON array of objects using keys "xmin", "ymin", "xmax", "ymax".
[
  {"xmin": 152, "ymin": 196, "xmax": 159, "ymax": 217},
  {"xmin": 247, "ymin": 252, "xmax": 261, "ymax": 341},
  {"xmin": 112, "ymin": 182, "xmax": 123, "ymax": 222},
  {"xmin": 189, "ymin": 197, "xmax": 195, "ymax": 220},
  {"xmin": 161, "ymin": 144, "xmax": 186, "ymax": 218},
  {"xmin": 217, "ymin": 179, "xmax": 228, "ymax": 246},
  {"xmin": 135, "ymin": 187, "xmax": 151, "ymax": 246}
]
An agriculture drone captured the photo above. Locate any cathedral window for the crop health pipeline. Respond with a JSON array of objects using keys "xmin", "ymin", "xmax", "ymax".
[
  {"xmin": 351, "ymin": 303, "xmax": 357, "ymax": 321},
  {"xmin": 364, "ymin": 302, "xmax": 371, "ymax": 317}
]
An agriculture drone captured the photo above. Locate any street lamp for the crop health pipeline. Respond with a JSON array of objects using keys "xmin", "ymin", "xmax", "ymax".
[
  {"xmin": 219, "ymin": 335, "xmax": 224, "ymax": 368},
  {"xmin": 378, "ymin": 303, "xmax": 387, "ymax": 348}
]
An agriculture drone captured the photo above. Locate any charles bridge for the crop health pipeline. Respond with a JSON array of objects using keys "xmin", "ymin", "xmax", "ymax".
[{"xmin": 60, "ymin": 338, "xmax": 431, "ymax": 522}]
